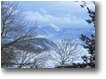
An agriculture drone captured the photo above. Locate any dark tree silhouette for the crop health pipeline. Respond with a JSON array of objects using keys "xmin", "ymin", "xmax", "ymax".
[
  {"xmin": 80, "ymin": 1, "xmax": 95, "ymax": 68},
  {"xmin": 1, "ymin": 1, "xmax": 58, "ymax": 68}
]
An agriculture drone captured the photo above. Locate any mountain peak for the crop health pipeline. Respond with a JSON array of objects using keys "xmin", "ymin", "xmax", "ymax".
[{"xmin": 49, "ymin": 23, "xmax": 60, "ymax": 31}]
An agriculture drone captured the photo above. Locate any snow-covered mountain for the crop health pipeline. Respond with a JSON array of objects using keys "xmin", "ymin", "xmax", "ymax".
[
  {"xmin": 49, "ymin": 23, "xmax": 60, "ymax": 31},
  {"xmin": 12, "ymin": 37, "xmax": 59, "ymax": 54},
  {"xmin": 38, "ymin": 24, "xmax": 93, "ymax": 41}
]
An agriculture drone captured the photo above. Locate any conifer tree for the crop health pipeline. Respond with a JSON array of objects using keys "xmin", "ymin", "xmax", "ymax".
[{"xmin": 80, "ymin": 1, "xmax": 95, "ymax": 68}]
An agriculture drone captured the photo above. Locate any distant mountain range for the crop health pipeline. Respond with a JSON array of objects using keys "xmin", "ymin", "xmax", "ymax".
[{"xmin": 38, "ymin": 24, "xmax": 93, "ymax": 41}]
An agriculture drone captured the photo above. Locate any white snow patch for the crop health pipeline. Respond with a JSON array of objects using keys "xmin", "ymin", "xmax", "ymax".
[{"xmin": 49, "ymin": 23, "xmax": 60, "ymax": 31}]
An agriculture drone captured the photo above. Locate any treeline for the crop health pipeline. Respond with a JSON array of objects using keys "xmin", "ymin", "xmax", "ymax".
[{"xmin": 1, "ymin": 1, "xmax": 95, "ymax": 68}]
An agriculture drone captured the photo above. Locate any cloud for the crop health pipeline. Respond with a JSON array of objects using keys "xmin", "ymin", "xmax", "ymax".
[
  {"xmin": 23, "ymin": 11, "xmax": 50, "ymax": 23},
  {"xmin": 23, "ymin": 10, "xmax": 87, "ymax": 28},
  {"xmin": 39, "ymin": 8, "xmax": 47, "ymax": 15},
  {"xmin": 20, "ymin": 1, "xmax": 95, "ymax": 28}
]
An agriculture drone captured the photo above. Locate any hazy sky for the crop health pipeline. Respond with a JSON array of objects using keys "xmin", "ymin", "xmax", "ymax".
[
  {"xmin": 18, "ymin": 1, "xmax": 95, "ymax": 40},
  {"xmin": 19, "ymin": 1, "xmax": 95, "ymax": 27}
]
